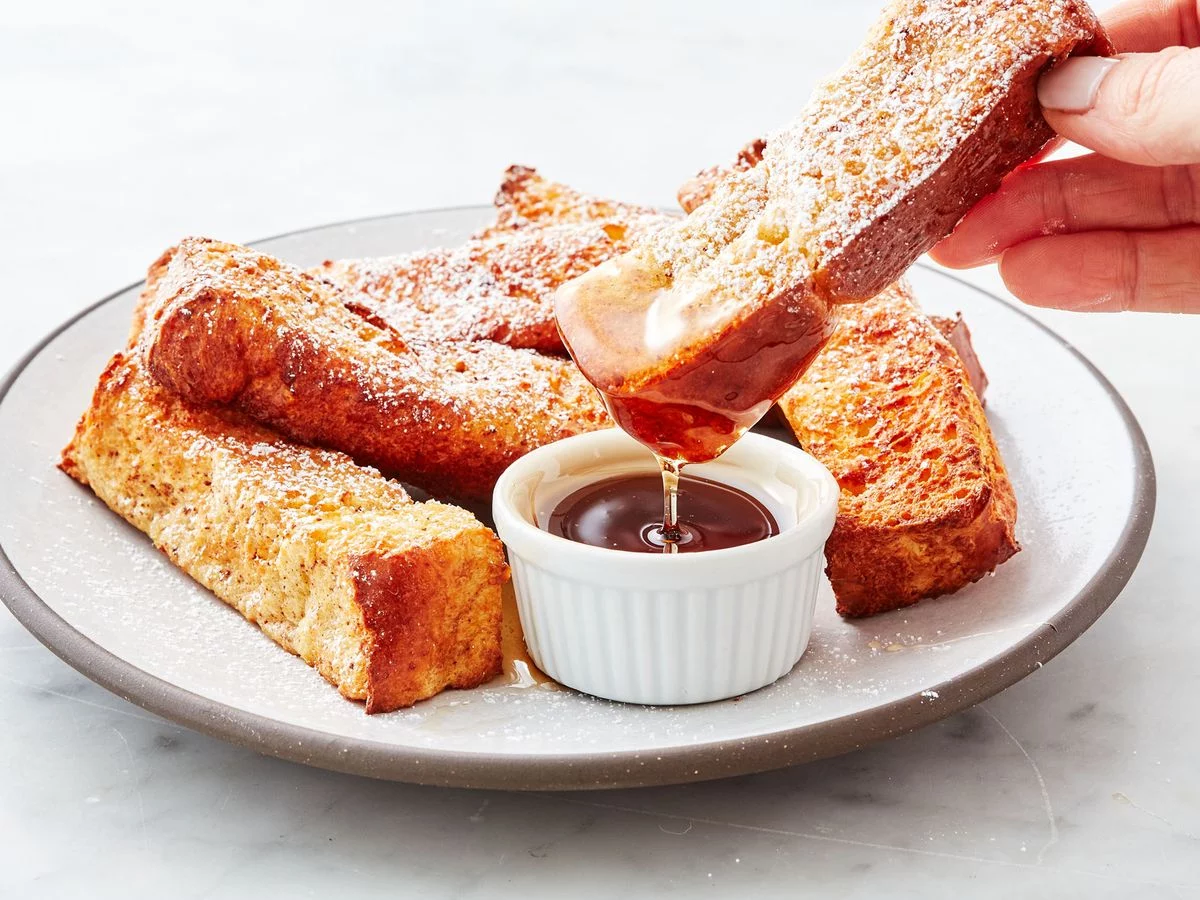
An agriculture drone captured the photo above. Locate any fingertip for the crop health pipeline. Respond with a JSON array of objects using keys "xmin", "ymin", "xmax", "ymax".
[
  {"xmin": 926, "ymin": 239, "xmax": 967, "ymax": 268},
  {"xmin": 928, "ymin": 232, "xmax": 1001, "ymax": 270},
  {"xmin": 996, "ymin": 246, "xmax": 1033, "ymax": 302},
  {"xmin": 998, "ymin": 236, "xmax": 1126, "ymax": 311},
  {"xmin": 997, "ymin": 242, "xmax": 1070, "ymax": 309},
  {"xmin": 1040, "ymin": 49, "xmax": 1200, "ymax": 166}
]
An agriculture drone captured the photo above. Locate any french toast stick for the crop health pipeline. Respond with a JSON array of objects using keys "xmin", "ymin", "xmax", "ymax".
[
  {"xmin": 483, "ymin": 165, "xmax": 663, "ymax": 241},
  {"xmin": 931, "ymin": 314, "xmax": 988, "ymax": 402},
  {"xmin": 137, "ymin": 237, "xmax": 608, "ymax": 501},
  {"xmin": 680, "ymin": 146, "xmax": 993, "ymax": 401},
  {"xmin": 780, "ymin": 282, "xmax": 1018, "ymax": 617},
  {"xmin": 313, "ymin": 169, "xmax": 671, "ymax": 355},
  {"xmin": 405, "ymin": 169, "xmax": 1013, "ymax": 615},
  {"xmin": 61, "ymin": 353, "xmax": 508, "ymax": 712},
  {"xmin": 556, "ymin": 0, "xmax": 1110, "ymax": 462},
  {"xmin": 314, "ymin": 223, "xmax": 631, "ymax": 355}
]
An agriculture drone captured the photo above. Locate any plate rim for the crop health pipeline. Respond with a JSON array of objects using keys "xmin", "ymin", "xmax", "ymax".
[{"xmin": 0, "ymin": 207, "xmax": 1157, "ymax": 790}]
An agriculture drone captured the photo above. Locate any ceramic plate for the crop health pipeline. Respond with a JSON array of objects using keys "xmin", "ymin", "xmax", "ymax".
[{"xmin": 0, "ymin": 208, "xmax": 1155, "ymax": 790}]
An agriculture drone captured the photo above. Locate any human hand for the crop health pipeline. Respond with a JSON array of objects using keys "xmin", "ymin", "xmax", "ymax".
[{"xmin": 930, "ymin": 0, "xmax": 1200, "ymax": 313}]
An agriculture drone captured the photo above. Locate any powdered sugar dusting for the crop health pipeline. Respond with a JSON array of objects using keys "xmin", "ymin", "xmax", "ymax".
[
  {"xmin": 136, "ymin": 237, "xmax": 611, "ymax": 499},
  {"xmin": 635, "ymin": 0, "xmax": 1099, "ymax": 347},
  {"xmin": 483, "ymin": 164, "xmax": 664, "ymax": 238},
  {"xmin": 0, "ymin": 209, "xmax": 1140, "ymax": 773},
  {"xmin": 307, "ymin": 168, "xmax": 671, "ymax": 356},
  {"xmin": 764, "ymin": 0, "xmax": 1095, "ymax": 255},
  {"xmin": 313, "ymin": 224, "xmax": 633, "ymax": 353}
]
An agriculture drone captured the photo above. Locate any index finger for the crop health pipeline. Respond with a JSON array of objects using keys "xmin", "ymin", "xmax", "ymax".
[{"xmin": 1103, "ymin": 0, "xmax": 1200, "ymax": 51}]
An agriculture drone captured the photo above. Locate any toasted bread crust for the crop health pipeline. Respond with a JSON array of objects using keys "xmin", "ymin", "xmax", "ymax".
[
  {"xmin": 61, "ymin": 353, "xmax": 507, "ymax": 711},
  {"xmin": 780, "ymin": 283, "xmax": 1019, "ymax": 616},
  {"xmin": 351, "ymin": 545, "xmax": 504, "ymax": 712},
  {"xmin": 138, "ymin": 238, "xmax": 609, "ymax": 501},
  {"xmin": 931, "ymin": 314, "xmax": 988, "ymax": 401},
  {"xmin": 313, "ymin": 168, "xmax": 670, "ymax": 356},
  {"xmin": 453, "ymin": 169, "xmax": 1019, "ymax": 613},
  {"xmin": 557, "ymin": 0, "xmax": 1109, "ymax": 455},
  {"xmin": 314, "ymin": 223, "xmax": 629, "ymax": 355},
  {"xmin": 485, "ymin": 165, "xmax": 662, "ymax": 240}
]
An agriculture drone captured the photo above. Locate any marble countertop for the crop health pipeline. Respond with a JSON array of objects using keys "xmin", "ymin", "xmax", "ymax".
[{"xmin": 3, "ymin": 1, "xmax": 1197, "ymax": 896}]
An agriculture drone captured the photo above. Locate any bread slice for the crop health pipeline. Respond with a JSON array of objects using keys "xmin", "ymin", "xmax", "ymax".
[
  {"xmin": 779, "ymin": 282, "xmax": 1018, "ymax": 617},
  {"xmin": 676, "ymin": 139, "xmax": 765, "ymax": 217},
  {"xmin": 931, "ymin": 314, "xmax": 988, "ymax": 402},
  {"xmin": 482, "ymin": 165, "xmax": 663, "ymax": 243},
  {"xmin": 336, "ymin": 166, "xmax": 1011, "ymax": 615},
  {"xmin": 313, "ymin": 222, "xmax": 629, "ymax": 355},
  {"xmin": 137, "ymin": 237, "xmax": 609, "ymax": 501},
  {"xmin": 556, "ymin": 0, "xmax": 1109, "ymax": 461},
  {"xmin": 312, "ymin": 168, "xmax": 671, "ymax": 356},
  {"xmin": 61, "ymin": 353, "xmax": 508, "ymax": 711}
]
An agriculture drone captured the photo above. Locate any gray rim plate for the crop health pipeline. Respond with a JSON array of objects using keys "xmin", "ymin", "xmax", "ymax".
[{"xmin": 0, "ymin": 208, "xmax": 1155, "ymax": 790}]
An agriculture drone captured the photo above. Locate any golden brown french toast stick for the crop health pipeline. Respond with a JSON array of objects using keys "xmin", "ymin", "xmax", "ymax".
[
  {"xmin": 137, "ymin": 238, "xmax": 608, "ymax": 501},
  {"xmin": 780, "ymin": 283, "xmax": 1018, "ymax": 617},
  {"xmin": 313, "ymin": 168, "xmax": 670, "ymax": 355},
  {"xmin": 676, "ymin": 140, "xmax": 765, "ymax": 216},
  {"xmin": 556, "ymin": 0, "xmax": 1109, "ymax": 462},
  {"xmin": 932, "ymin": 314, "xmax": 989, "ymax": 401},
  {"xmin": 483, "ymin": 165, "xmax": 662, "ymax": 240},
  {"xmin": 314, "ymin": 223, "xmax": 629, "ymax": 355},
  {"xmin": 61, "ymin": 353, "xmax": 508, "ymax": 711}
]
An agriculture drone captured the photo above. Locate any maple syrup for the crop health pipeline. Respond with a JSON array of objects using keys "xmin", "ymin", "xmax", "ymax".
[{"xmin": 547, "ymin": 471, "xmax": 779, "ymax": 554}]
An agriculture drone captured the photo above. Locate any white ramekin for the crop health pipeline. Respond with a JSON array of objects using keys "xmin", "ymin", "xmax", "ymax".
[{"xmin": 492, "ymin": 429, "xmax": 838, "ymax": 705}]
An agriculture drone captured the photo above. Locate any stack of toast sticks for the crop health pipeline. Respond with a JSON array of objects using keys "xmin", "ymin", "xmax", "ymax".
[{"xmin": 62, "ymin": 0, "xmax": 1107, "ymax": 711}]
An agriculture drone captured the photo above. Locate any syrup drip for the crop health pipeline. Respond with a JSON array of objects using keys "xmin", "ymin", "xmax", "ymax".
[
  {"xmin": 499, "ymin": 586, "xmax": 555, "ymax": 688},
  {"xmin": 658, "ymin": 455, "xmax": 684, "ymax": 551}
]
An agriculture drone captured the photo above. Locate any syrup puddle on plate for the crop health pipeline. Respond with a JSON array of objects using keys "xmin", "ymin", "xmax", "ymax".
[{"xmin": 499, "ymin": 584, "xmax": 557, "ymax": 690}]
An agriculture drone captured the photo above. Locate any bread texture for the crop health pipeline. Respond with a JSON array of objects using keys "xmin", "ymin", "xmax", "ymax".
[
  {"xmin": 676, "ymin": 139, "xmax": 765, "ymax": 217},
  {"xmin": 483, "ymin": 165, "xmax": 663, "ymax": 241},
  {"xmin": 61, "ymin": 353, "xmax": 508, "ymax": 711},
  {"xmin": 314, "ymin": 223, "xmax": 628, "ymax": 355},
  {"xmin": 312, "ymin": 168, "xmax": 670, "ymax": 356},
  {"xmin": 779, "ymin": 282, "xmax": 1019, "ymax": 617},
  {"xmin": 416, "ymin": 168, "xmax": 1018, "ymax": 615},
  {"xmin": 137, "ymin": 237, "xmax": 609, "ymax": 501},
  {"xmin": 556, "ymin": 0, "xmax": 1109, "ymax": 460},
  {"xmin": 931, "ymin": 314, "xmax": 989, "ymax": 402}
]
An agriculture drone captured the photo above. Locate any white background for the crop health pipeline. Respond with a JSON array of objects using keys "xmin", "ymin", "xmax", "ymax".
[{"xmin": 2, "ymin": 1, "xmax": 1198, "ymax": 897}]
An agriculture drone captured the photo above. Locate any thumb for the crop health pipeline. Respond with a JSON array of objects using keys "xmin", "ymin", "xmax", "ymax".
[{"xmin": 1038, "ymin": 48, "xmax": 1200, "ymax": 166}]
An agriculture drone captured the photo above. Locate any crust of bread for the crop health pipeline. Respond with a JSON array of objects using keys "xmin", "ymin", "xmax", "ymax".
[
  {"xmin": 557, "ymin": 0, "xmax": 1109, "ymax": 442},
  {"xmin": 421, "ymin": 169, "xmax": 1018, "ymax": 614},
  {"xmin": 313, "ymin": 223, "xmax": 626, "ymax": 355},
  {"xmin": 137, "ymin": 237, "xmax": 609, "ymax": 501},
  {"xmin": 483, "ymin": 165, "xmax": 662, "ymax": 241},
  {"xmin": 310, "ymin": 168, "xmax": 670, "ymax": 356},
  {"xmin": 931, "ymin": 314, "xmax": 988, "ymax": 401},
  {"xmin": 61, "ymin": 353, "xmax": 508, "ymax": 711},
  {"xmin": 779, "ymin": 283, "xmax": 1019, "ymax": 617}
]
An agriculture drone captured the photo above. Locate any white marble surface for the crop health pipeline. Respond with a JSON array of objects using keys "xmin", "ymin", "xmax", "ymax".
[{"xmin": 2, "ymin": 1, "xmax": 1198, "ymax": 897}]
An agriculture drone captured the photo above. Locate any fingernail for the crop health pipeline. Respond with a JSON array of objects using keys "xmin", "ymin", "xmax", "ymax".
[{"xmin": 1038, "ymin": 57, "xmax": 1119, "ymax": 112}]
